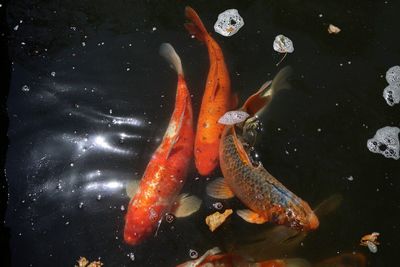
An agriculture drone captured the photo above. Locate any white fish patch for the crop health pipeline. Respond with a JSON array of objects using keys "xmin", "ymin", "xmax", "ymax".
[{"xmin": 218, "ymin": 110, "xmax": 250, "ymax": 125}]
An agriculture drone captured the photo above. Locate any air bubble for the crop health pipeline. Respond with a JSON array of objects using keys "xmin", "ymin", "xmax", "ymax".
[
  {"xmin": 214, "ymin": 9, "xmax": 244, "ymax": 37},
  {"xmin": 212, "ymin": 202, "xmax": 223, "ymax": 210},
  {"xmin": 367, "ymin": 126, "xmax": 399, "ymax": 160},
  {"xmin": 97, "ymin": 194, "xmax": 102, "ymax": 200},
  {"xmin": 385, "ymin": 65, "xmax": 400, "ymax": 85},
  {"xmin": 189, "ymin": 249, "xmax": 198, "ymax": 259},
  {"xmin": 79, "ymin": 202, "xmax": 84, "ymax": 208},
  {"xmin": 127, "ymin": 252, "xmax": 135, "ymax": 261},
  {"xmin": 21, "ymin": 85, "xmax": 30, "ymax": 92},
  {"xmin": 165, "ymin": 213, "xmax": 174, "ymax": 223}
]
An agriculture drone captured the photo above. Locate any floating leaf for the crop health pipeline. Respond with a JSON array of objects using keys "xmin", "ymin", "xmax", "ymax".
[
  {"xmin": 214, "ymin": 9, "xmax": 244, "ymax": 37},
  {"xmin": 218, "ymin": 110, "xmax": 250, "ymax": 125}
]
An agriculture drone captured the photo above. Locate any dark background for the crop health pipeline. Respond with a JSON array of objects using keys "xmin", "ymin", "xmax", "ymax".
[{"xmin": 1, "ymin": 0, "xmax": 400, "ymax": 266}]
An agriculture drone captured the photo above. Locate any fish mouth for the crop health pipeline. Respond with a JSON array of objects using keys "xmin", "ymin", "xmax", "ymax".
[{"xmin": 307, "ymin": 212, "xmax": 320, "ymax": 230}]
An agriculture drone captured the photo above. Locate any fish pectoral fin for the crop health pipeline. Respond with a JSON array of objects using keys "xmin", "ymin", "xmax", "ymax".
[
  {"xmin": 236, "ymin": 209, "xmax": 268, "ymax": 224},
  {"xmin": 125, "ymin": 179, "xmax": 140, "ymax": 199},
  {"xmin": 206, "ymin": 178, "xmax": 235, "ymax": 199},
  {"xmin": 172, "ymin": 193, "xmax": 202, "ymax": 218}
]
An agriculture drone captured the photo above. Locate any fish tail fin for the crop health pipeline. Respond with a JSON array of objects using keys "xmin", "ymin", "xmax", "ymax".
[
  {"xmin": 269, "ymin": 66, "xmax": 293, "ymax": 96},
  {"xmin": 184, "ymin": 6, "xmax": 208, "ymax": 42},
  {"xmin": 159, "ymin": 43, "xmax": 184, "ymax": 76}
]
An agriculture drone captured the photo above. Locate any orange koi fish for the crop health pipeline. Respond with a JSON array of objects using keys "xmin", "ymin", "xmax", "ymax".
[
  {"xmin": 208, "ymin": 67, "xmax": 319, "ymax": 231},
  {"xmin": 124, "ymin": 43, "xmax": 199, "ymax": 245},
  {"xmin": 185, "ymin": 6, "xmax": 236, "ymax": 176},
  {"xmin": 176, "ymin": 247, "xmax": 311, "ymax": 267}
]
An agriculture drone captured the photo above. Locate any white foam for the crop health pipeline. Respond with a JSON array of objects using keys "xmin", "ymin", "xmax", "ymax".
[
  {"xmin": 385, "ymin": 65, "xmax": 400, "ymax": 85},
  {"xmin": 367, "ymin": 126, "xmax": 400, "ymax": 160},
  {"xmin": 214, "ymin": 9, "xmax": 244, "ymax": 37},
  {"xmin": 273, "ymin": 34, "xmax": 294, "ymax": 53},
  {"xmin": 383, "ymin": 84, "xmax": 400, "ymax": 106},
  {"xmin": 218, "ymin": 110, "xmax": 249, "ymax": 125}
]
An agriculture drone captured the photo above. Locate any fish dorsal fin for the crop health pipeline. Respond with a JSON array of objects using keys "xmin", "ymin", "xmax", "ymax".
[
  {"xmin": 232, "ymin": 128, "xmax": 253, "ymax": 165},
  {"xmin": 172, "ymin": 193, "xmax": 202, "ymax": 218},
  {"xmin": 165, "ymin": 96, "xmax": 187, "ymax": 159},
  {"xmin": 242, "ymin": 80, "xmax": 272, "ymax": 116},
  {"xmin": 206, "ymin": 177, "xmax": 234, "ymax": 199},
  {"xmin": 125, "ymin": 179, "xmax": 140, "ymax": 199},
  {"xmin": 236, "ymin": 209, "xmax": 268, "ymax": 224}
]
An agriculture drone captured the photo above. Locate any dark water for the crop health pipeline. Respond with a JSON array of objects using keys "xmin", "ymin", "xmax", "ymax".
[{"xmin": 2, "ymin": 0, "xmax": 400, "ymax": 266}]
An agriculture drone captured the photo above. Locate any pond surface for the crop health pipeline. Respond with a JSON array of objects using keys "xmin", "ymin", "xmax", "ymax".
[{"xmin": 2, "ymin": 0, "xmax": 400, "ymax": 266}]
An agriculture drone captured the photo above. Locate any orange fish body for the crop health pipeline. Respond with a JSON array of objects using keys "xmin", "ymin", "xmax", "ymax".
[
  {"xmin": 124, "ymin": 44, "xmax": 194, "ymax": 245},
  {"xmin": 185, "ymin": 7, "xmax": 234, "ymax": 176}
]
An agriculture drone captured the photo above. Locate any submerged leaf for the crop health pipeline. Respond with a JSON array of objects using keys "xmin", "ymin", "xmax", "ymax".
[{"xmin": 205, "ymin": 209, "xmax": 233, "ymax": 232}]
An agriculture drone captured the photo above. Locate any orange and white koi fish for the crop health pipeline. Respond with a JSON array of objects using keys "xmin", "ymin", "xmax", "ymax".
[
  {"xmin": 185, "ymin": 6, "xmax": 236, "ymax": 176},
  {"xmin": 208, "ymin": 67, "xmax": 319, "ymax": 231},
  {"xmin": 124, "ymin": 43, "xmax": 200, "ymax": 245},
  {"xmin": 176, "ymin": 247, "xmax": 311, "ymax": 267}
]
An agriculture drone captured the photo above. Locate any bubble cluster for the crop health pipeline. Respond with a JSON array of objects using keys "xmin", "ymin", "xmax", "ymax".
[
  {"xmin": 383, "ymin": 65, "xmax": 400, "ymax": 106},
  {"xmin": 273, "ymin": 34, "xmax": 294, "ymax": 53},
  {"xmin": 214, "ymin": 9, "xmax": 244, "ymax": 37},
  {"xmin": 367, "ymin": 126, "xmax": 399, "ymax": 160},
  {"xmin": 218, "ymin": 110, "xmax": 249, "ymax": 125},
  {"xmin": 385, "ymin": 65, "xmax": 400, "ymax": 85},
  {"xmin": 383, "ymin": 85, "xmax": 400, "ymax": 106}
]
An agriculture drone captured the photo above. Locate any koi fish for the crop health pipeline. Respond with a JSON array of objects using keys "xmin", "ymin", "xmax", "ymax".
[
  {"xmin": 184, "ymin": 6, "xmax": 236, "ymax": 176},
  {"xmin": 176, "ymin": 247, "xmax": 311, "ymax": 267},
  {"xmin": 123, "ymin": 43, "xmax": 201, "ymax": 245},
  {"xmin": 207, "ymin": 67, "xmax": 319, "ymax": 231}
]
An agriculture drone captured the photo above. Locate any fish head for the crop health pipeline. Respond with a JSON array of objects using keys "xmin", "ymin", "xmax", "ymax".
[{"xmin": 286, "ymin": 200, "xmax": 319, "ymax": 231}]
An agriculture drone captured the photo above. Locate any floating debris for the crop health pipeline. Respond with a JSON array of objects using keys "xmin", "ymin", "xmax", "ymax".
[
  {"xmin": 360, "ymin": 232, "xmax": 380, "ymax": 253},
  {"xmin": 385, "ymin": 65, "xmax": 400, "ymax": 85},
  {"xmin": 328, "ymin": 24, "xmax": 341, "ymax": 34},
  {"xmin": 383, "ymin": 84, "xmax": 400, "ymax": 106},
  {"xmin": 218, "ymin": 110, "xmax": 250, "ymax": 125},
  {"xmin": 214, "ymin": 9, "xmax": 244, "ymax": 37},
  {"xmin": 367, "ymin": 126, "xmax": 399, "ymax": 160},
  {"xmin": 205, "ymin": 209, "xmax": 233, "ymax": 232},
  {"xmin": 273, "ymin": 34, "xmax": 294, "ymax": 53},
  {"xmin": 273, "ymin": 34, "xmax": 294, "ymax": 66},
  {"xmin": 127, "ymin": 252, "xmax": 135, "ymax": 261},
  {"xmin": 75, "ymin": 257, "xmax": 104, "ymax": 267}
]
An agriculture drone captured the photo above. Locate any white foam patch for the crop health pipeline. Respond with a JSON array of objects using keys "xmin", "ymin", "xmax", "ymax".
[
  {"xmin": 218, "ymin": 110, "xmax": 249, "ymax": 125},
  {"xmin": 214, "ymin": 9, "xmax": 244, "ymax": 37},
  {"xmin": 367, "ymin": 126, "xmax": 400, "ymax": 160},
  {"xmin": 385, "ymin": 65, "xmax": 400, "ymax": 85},
  {"xmin": 383, "ymin": 84, "xmax": 400, "ymax": 106},
  {"xmin": 273, "ymin": 34, "xmax": 294, "ymax": 53}
]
